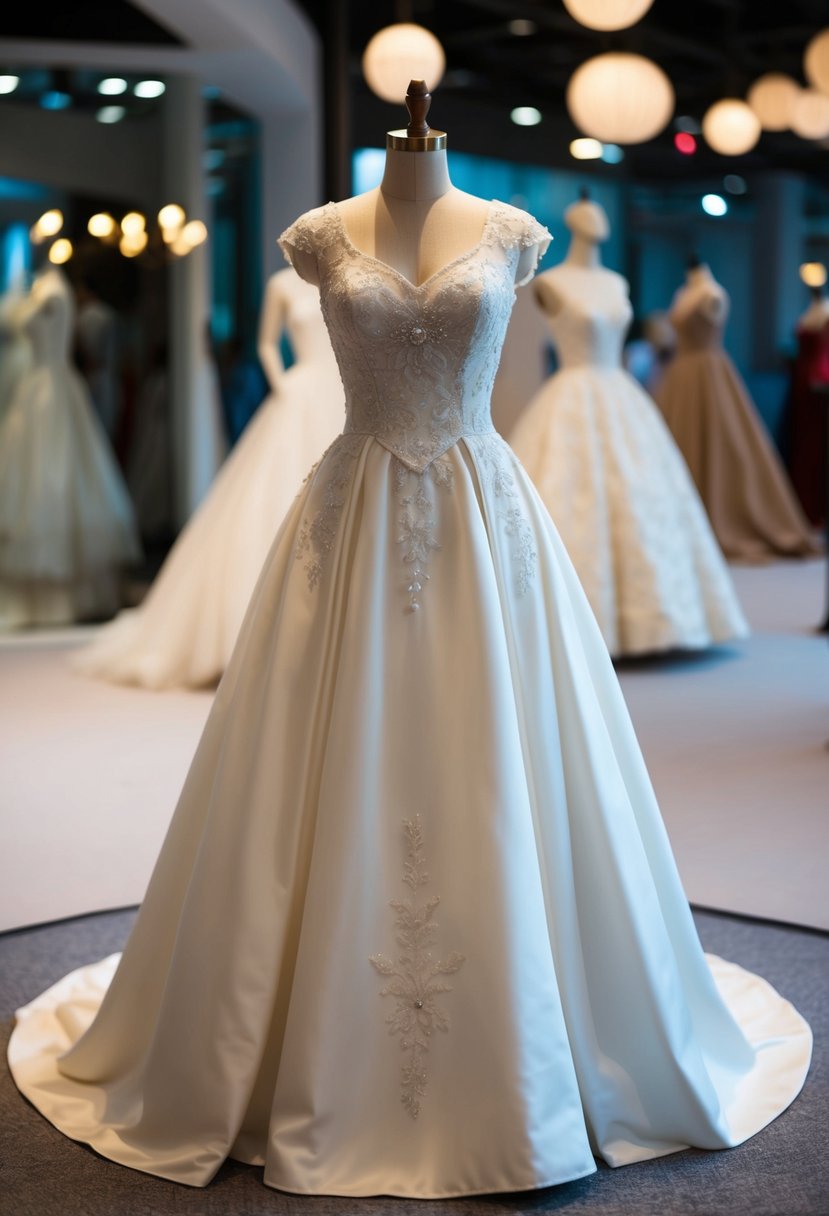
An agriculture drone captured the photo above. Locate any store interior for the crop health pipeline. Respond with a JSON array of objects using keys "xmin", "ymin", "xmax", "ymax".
[{"xmin": 1, "ymin": 3, "xmax": 828, "ymax": 1214}]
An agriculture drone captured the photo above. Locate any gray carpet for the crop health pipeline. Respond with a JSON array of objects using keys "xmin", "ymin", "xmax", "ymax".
[{"xmin": 1, "ymin": 909, "xmax": 826, "ymax": 1216}]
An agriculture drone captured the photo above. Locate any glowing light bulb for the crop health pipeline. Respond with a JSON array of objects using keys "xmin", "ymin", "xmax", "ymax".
[
  {"xmin": 158, "ymin": 203, "xmax": 185, "ymax": 235},
  {"xmin": 121, "ymin": 211, "xmax": 146, "ymax": 237},
  {"xmin": 48, "ymin": 238, "xmax": 73, "ymax": 265},
  {"xmin": 119, "ymin": 231, "xmax": 148, "ymax": 258},
  {"xmin": 0, "ymin": 76, "xmax": 20, "ymax": 95},
  {"xmin": 701, "ymin": 194, "xmax": 728, "ymax": 217},
  {"xmin": 88, "ymin": 213, "xmax": 116, "ymax": 238},
  {"xmin": 800, "ymin": 262, "xmax": 827, "ymax": 288},
  {"xmin": 134, "ymin": 80, "xmax": 165, "ymax": 98},
  {"xmin": 37, "ymin": 209, "xmax": 64, "ymax": 238},
  {"xmin": 674, "ymin": 132, "xmax": 696, "ymax": 154},
  {"xmin": 97, "ymin": 106, "xmax": 126, "ymax": 124},
  {"xmin": 510, "ymin": 106, "xmax": 542, "ymax": 126},
  {"xmin": 98, "ymin": 78, "xmax": 127, "ymax": 96},
  {"xmin": 181, "ymin": 219, "xmax": 207, "ymax": 247},
  {"xmin": 569, "ymin": 137, "xmax": 603, "ymax": 159}
]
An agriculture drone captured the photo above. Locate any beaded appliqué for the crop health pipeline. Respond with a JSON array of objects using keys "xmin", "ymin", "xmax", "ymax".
[
  {"xmin": 295, "ymin": 435, "xmax": 363, "ymax": 588},
  {"xmin": 475, "ymin": 435, "xmax": 537, "ymax": 595},
  {"xmin": 370, "ymin": 817, "xmax": 465, "ymax": 1119},
  {"xmin": 393, "ymin": 455, "xmax": 454, "ymax": 611}
]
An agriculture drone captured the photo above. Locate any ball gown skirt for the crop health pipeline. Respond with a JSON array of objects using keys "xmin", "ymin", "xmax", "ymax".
[
  {"xmin": 8, "ymin": 431, "xmax": 811, "ymax": 1196},
  {"xmin": 8, "ymin": 200, "xmax": 811, "ymax": 1198},
  {"xmin": 0, "ymin": 362, "xmax": 141, "ymax": 628},
  {"xmin": 656, "ymin": 348, "xmax": 818, "ymax": 561},
  {"xmin": 74, "ymin": 359, "xmax": 343, "ymax": 689},
  {"xmin": 510, "ymin": 366, "xmax": 748, "ymax": 656}
]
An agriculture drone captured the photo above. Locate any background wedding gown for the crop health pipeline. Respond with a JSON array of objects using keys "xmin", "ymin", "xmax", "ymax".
[
  {"xmin": 656, "ymin": 293, "xmax": 817, "ymax": 561},
  {"xmin": 9, "ymin": 201, "xmax": 810, "ymax": 1199},
  {"xmin": 75, "ymin": 268, "xmax": 343, "ymax": 689},
  {"xmin": 510, "ymin": 267, "xmax": 748, "ymax": 656},
  {"xmin": 0, "ymin": 268, "xmax": 140, "ymax": 629}
]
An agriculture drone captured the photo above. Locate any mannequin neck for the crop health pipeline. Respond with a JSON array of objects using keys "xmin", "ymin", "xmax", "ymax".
[
  {"xmin": 380, "ymin": 147, "xmax": 453, "ymax": 202},
  {"xmin": 564, "ymin": 231, "xmax": 601, "ymax": 269},
  {"xmin": 687, "ymin": 264, "xmax": 714, "ymax": 288}
]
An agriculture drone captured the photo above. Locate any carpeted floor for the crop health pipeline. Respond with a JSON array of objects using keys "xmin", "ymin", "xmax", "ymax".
[{"xmin": 1, "ymin": 906, "xmax": 826, "ymax": 1216}]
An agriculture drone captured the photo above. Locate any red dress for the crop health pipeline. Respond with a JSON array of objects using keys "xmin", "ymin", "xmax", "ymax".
[{"xmin": 789, "ymin": 322, "xmax": 829, "ymax": 525}]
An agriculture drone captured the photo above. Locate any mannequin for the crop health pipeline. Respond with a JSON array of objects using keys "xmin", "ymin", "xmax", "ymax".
[
  {"xmin": 789, "ymin": 285, "xmax": 829, "ymax": 523},
  {"xmin": 0, "ymin": 264, "xmax": 140, "ymax": 628},
  {"xmin": 292, "ymin": 81, "xmax": 539, "ymax": 291},
  {"xmin": 76, "ymin": 263, "xmax": 342, "ymax": 688},
  {"xmin": 511, "ymin": 194, "xmax": 747, "ymax": 656},
  {"xmin": 9, "ymin": 87, "xmax": 810, "ymax": 1201},
  {"xmin": 656, "ymin": 258, "xmax": 818, "ymax": 559}
]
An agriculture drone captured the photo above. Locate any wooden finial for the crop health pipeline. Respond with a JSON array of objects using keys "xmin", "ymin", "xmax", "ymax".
[{"xmin": 405, "ymin": 79, "xmax": 431, "ymax": 137}]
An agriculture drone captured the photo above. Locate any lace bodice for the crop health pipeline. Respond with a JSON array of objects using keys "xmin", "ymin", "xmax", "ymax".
[
  {"xmin": 540, "ymin": 266, "xmax": 632, "ymax": 371},
  {"xmin": 24, "ymin": 270, "xmax": 74, "ymax": 366},
  {"xmin": 279, "ymin": 200, "xmax": 550, "ymax": 472}
]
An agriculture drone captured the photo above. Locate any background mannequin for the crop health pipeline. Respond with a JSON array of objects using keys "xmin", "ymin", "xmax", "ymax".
[
  {"xmin": 0, "ymin": 265, "xmax": 140, "ymax": 629},
  {"xmin": 788, "ymin": 285, "xmax": 829, "ymax": 522},
  {"xmin": 510, "ymin": 195, "xmax": 747, "ymax": 656},
  {"xmin": 76, "ymin": 265, "xmax": 343, "ymax": 689},
  {"xmin": 656, "ymin": 258, "xmax": 818, "ymax": 560}
]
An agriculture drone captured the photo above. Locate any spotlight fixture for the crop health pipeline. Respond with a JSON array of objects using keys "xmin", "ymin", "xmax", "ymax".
[
  {"xmin": 98, "ymin": 78, "xmax": 128, "ymax": 96},
  {"xmin": 134, "ymin": 80, "xmax": 165, "ymax": 99},
  {"xmin": 701, "ymin": 194, "xmax": 728, "ymax": 217},
  {"xmin": 48, "ymin": 238, "xmax": 73, "ymax": 265},
  {"xmin": 0, "ymin": 75, "xmax": 19, "ymax": 95},
  {"xmin": 510, "ymin": 106, "xmax": 542, "ymax": 126},
  {"xmin": 570, "ymin": 137, "xmax": 603, "ymax": 159}
]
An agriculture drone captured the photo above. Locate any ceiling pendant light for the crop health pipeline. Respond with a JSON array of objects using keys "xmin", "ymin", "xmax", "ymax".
[
  {"xmin": 362, "ymin": 23, "xmax": 445, "ymax": 104},
  {"xmin": 562, "ymin": 0, "xmax": 654, "ymax": 31},
  {"xmin": 747, "ymin": 74, "xmax": 800, "ymax": 131},
  {"xmin": 702, "ymin": 99, "xmax": 761, "ymax": 155},
  {"xmin": 804, "ymin": 28, "xmax": 829, "ymax": 95},
  {"xmin": 790, "ymin": 88, "xmax": 829, "ymax": 140},
  {"xmin": 566, "ymin": 52, "xmax": 674, "ymax": 144}
]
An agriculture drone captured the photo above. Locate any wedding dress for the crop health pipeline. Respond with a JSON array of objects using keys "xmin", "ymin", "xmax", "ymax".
[
  {"xmin": 9, "ymin": 201, "xmax": 811, "ymax": 1199},
  {"xmin": 510, "ymin": 267, "xmax": 748, "ymax": 656},
  {"xmin": 0, "ymin": 268, "xmax": 140, "ymax": 629},
  {"xmin": 656, "ymin": 292, "xmax": 817, "ymax": 561},
  {"xmin": 75, "ymin": 268, "xmax": 343, "ymax": 689}
]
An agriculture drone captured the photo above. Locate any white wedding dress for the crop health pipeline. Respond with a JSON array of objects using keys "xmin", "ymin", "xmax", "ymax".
[
  {"xmin": 510, "ymin": 266, "xmax": 748, "ymax": 656},
  {"xmin": 75, "ymin": 269, "xmax": 343, "ymax": 689},
  {"xmin": 9, "ymin": 201, "xmax": 810, "ymax": 1198},
  {"xmin": 0, "ymin": 269, "xmax": 140, "ymax": 629}
]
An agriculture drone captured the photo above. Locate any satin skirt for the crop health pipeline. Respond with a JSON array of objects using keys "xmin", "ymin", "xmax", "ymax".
[
  {"xmin": 510, "ymin": 366, "xmax": 748, "ymax": 656},
  {"xmin": 9, "ymin": 434, "xmax": 811, "ymax": 1197},
  {"xmin": 656, "ymin": 349, "xmax": 818, "ymax": 561},
  {"xmin": 74, "ymin": 361, "xmax": 343, "ymax": 689}
]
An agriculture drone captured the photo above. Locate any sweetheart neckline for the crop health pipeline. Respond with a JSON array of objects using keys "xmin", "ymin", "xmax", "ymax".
[{"xmin": 329, "ymin": 199, "xmax": 497, "ymax": 294}]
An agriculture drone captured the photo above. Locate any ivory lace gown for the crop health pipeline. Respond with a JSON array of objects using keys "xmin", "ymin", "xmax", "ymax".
[
  {"xmin": 510, "ymin": 267, "xmax": 747, "ymax": 656},
  {"xmin": 75, "ymin": 269, "xmax": 343, "ymax": 689},
  {"xmin": 0, "ymin": 269, "xmax": 140, "ymax": 628},
  {"xmin": 9, "ymin": 202, "xmax": 810, "ymax": 1199},
  {"xmin": 656, "ymin": 296, "xmax": 817, "ymax": 561}
]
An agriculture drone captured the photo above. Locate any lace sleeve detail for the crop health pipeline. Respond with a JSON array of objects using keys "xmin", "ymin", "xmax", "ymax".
[
  {"xmin": 485, "ymin": 202, "xmax": 552, "ymax": 287},
  {"xmin": 278, "ymin": 203, "xmax": 338, "ymax": 274}
]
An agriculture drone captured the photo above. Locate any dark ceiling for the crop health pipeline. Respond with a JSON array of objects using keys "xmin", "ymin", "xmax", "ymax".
[{"xmin": 298, "ymin": 0, "xmax": 829, "ymax": 180}]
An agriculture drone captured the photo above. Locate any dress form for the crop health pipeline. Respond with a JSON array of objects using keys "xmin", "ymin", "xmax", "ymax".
[
  {"xmin": 292, "ymin": 81, "xmax": 542, "ymax": 290},
  {"xmin": 671, "ymin": 262, "xmax": 728, "ymax": 327},
  {"xmin": 534, "ymin": 194, "xmax": 614, "ymax": 318}
]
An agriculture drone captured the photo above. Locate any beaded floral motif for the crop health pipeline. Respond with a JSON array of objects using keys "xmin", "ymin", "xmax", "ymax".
[
  {"xmin": 393, "ymin": 455, "xmax": 454, "ymax": 611},
  {"xmin": 370, "ymin": 817, "xmax": 465, "ymax": 1119},
  {"xmin": 474, "ymin": 435, "xmax": 537, "ymax": 596},
  {"xmin": 295, "ymin": 435, "xmax": 363, "ymax": 588}
]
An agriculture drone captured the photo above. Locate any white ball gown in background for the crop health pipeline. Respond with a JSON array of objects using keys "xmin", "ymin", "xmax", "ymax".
[
  {"xmin": 510, "ymin": 264, "xmax": 748, "ymax": 656},
  {"xmin": 0, "ymin": 288, "xmax": 33, "ymax": 425},
  {"xmin": 74, "ymin": 266, "xmax": 344, "ymax": 689},
  {"xmin": 9, "ymin": 202, "xmax": 810, "ymax": 1198},
  {"xmin": 0, "ymin": 268, "xmax": 140, "ymax": 629}
]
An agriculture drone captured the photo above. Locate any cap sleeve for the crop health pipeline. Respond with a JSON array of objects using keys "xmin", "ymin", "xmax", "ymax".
[
  {"xmin": 514, "ymin": 214, "xmax": 552, "ymax": 288},
  {"xmin": 487, "ymin": 202, "xmax": 552, "ymax": 287},
  {"xmin": 277, "ymin": 204, "xmax": 336, "ymax": 280}
]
